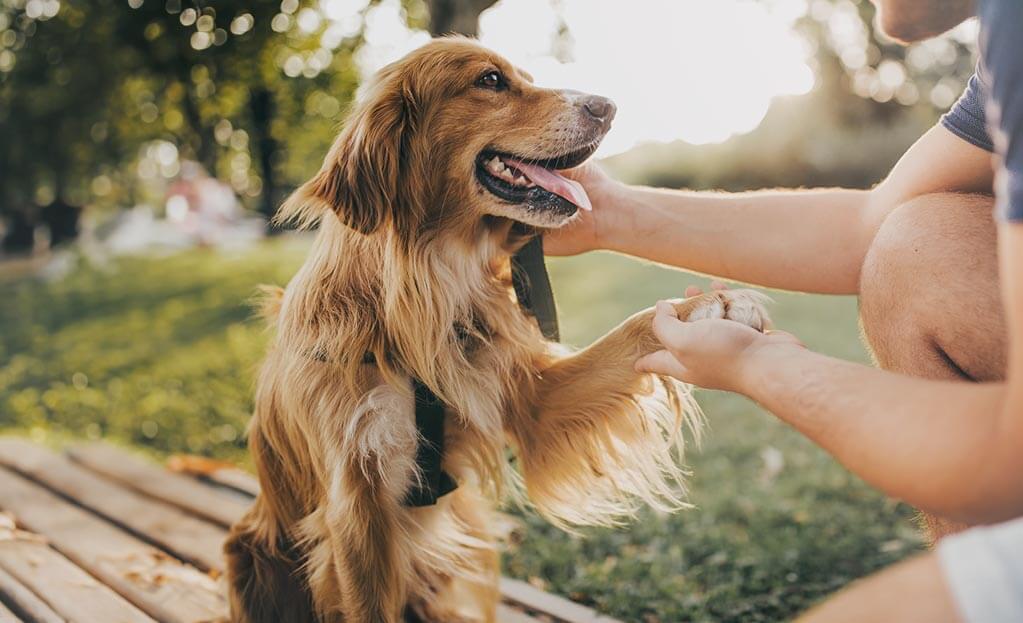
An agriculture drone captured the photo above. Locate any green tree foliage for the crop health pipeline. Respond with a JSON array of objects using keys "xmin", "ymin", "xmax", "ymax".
[
  {"xmin": 0, "ymin": 0, "xmax": 379, "ymax": 251},
  {"xmin": 0, "ymin": 0, "xmax": 976, "ymax": 252},
  {"xmin": 426, "ymin": 0, "xmax": 491, "ymax": 35},
  {"xmin": 0, "ymin": 0, "xmax": 497, "ymax": 252}
]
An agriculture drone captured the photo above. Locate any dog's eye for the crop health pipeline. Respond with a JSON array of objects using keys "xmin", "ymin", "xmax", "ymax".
[{"xmin": 476, "ymin": 70, "xmax": 506, "ymax": 91}]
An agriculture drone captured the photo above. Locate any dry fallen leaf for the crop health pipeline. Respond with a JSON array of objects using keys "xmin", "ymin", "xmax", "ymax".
[{"xmin": 0, "ymin": 512, "xmax": 48, "ymax": 544}]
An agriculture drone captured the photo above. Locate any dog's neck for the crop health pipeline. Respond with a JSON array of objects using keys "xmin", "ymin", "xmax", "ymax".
[
  {"xmin": 279, "ymin": 214, "xmax": 539, "ymax": 494},
  {"xmin": 284, "ymin": 215, "xmax": 537, "ymax": 385}
]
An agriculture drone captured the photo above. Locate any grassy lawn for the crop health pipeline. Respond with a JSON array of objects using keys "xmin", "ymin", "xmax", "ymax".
[{"xmin": 0, "ymin": 239, "xmax": 923, "ymax": 622}]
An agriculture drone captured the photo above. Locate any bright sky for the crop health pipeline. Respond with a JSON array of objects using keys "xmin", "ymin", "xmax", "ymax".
[{"xmin": 354, "ymin": 0, "xmax": 815, "ymax": 156}]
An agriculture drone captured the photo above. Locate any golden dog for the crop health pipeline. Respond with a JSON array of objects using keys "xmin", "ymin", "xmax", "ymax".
[{"xmin": 224, "ymin": 37, "xmax": 769, "ymax": 623}]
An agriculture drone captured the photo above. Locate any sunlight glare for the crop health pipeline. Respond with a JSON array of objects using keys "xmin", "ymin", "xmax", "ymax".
[
  {"xmin": 480, "ymin": 0, "xmax": 814, "ymax": 154},
  {"xmin": 352, "ymin": 0, "xmax": 816, "ymax": 156}
]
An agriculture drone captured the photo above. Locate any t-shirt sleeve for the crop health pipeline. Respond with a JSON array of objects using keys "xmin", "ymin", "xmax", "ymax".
[
  {"xmin": 941, "ymin": 71, "xmax": 995, "ymax": 153},
  {"xmin": 980, "ymin": 0, "xmax": 1023, "ymax": 222},
  {"xmin": 938, "ymin": 516, "xmax": 1023, "ymax": 623}
]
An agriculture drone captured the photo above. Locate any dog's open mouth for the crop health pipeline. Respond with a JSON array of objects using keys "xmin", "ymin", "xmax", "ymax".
[{"xmin": 475, "ymin": 143, "xmax": 598, "ymax": 218}]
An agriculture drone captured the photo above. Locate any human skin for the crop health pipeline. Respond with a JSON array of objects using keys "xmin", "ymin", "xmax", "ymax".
[{"xmin": 545, "ymin": 1, "xmax": 1023, "ymax": 618}]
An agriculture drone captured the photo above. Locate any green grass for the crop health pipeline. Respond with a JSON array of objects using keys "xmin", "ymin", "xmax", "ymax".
[{"xmin": 0, "ymin": 240, "xmax": 922, "ymax": 622}]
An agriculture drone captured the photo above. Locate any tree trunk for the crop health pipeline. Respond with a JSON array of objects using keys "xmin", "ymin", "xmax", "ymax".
[
  {"xmin": 180, "ymin": 81, "xmax": 217, "ymax": 174},
  {"xmin": 40, "ymin": 200, "xmax": 82, "ymax": 247},
  {"xmin": 2, "ymin": 209, "xmax": 37, "ymax": 255},
  {"xmin": 249, "ymin": 87, "xmax": 280, "ymax": 230},
  {"xmin": 427, "ymin": 0, "xmax": 495, "ymax": 36}
]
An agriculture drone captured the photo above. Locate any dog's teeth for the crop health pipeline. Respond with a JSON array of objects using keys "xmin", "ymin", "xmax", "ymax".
[
  {"xmin": 506, "ymin": 171, "xmax": 530, "ymax": 187},
  {"xmin": 487, "ymin": 157, "xmax": 505, "ymax": 175}
]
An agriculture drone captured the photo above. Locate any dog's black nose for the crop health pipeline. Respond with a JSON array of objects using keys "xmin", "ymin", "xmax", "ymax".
[{"xmin": 582, "ymin": 96, "xmax": 617, "ymax": 124}]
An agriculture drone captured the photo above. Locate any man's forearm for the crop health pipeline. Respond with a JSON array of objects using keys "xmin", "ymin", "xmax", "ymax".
[
  {"xmin": 739, "ymin": 343, "xmax": 1022, "ymax": 524},
  {"xmin": 595, "ymin": 125, "xmax": 995, "ymax": 294},
  {"xmin": 604, "ymin": 187, "xmax": 875, "ymax": 294}
]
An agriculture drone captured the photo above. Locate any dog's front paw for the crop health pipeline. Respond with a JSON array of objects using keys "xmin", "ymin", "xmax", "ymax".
[{"xmin": 679, "ymin": 289, "xmax": 771, "ymax": 331}]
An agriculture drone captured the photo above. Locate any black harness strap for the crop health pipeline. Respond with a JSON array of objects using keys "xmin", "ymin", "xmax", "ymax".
[
  {"xmin": 402, "ymin": 233, "xmax": 559, "ymax": 507},
  {"xmin": 511, "ymin": 234, "xmax": 560, "ymax": 342},
  {"xmin": 403, "ymin": 379, "xmax": 459, "ymax": 506}
]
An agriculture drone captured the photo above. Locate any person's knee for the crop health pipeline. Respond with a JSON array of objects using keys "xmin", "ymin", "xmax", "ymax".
[
  {"xmin": 859, "ymin": 193, "xmax": 1003, "ymax": 379},
  {"xmin": 860, "ymin": 195, "xmax": 937, "ymax": 356}
]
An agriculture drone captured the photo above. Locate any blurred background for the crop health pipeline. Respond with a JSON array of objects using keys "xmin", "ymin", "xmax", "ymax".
[{"xmin": 0, "ymin": 0, "xmax": 978, "ymax": 621}]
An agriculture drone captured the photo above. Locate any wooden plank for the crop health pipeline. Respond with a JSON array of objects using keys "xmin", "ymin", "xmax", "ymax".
[
  {"xmin": 197, "ymin": 470, "xmax": 259, "ymax": 500},
  {"xmin": 165, "ymin": 456, "xmax": 259, "ymax": 501},
  {"xmin": 499, "ymin": 578, "xmax": 622, "ymax": 623},
  {"xmin": 0, "ymin": 439, "xmax": 225, "ymax": 572},
  {"xmin": 0, "ymin": 538, "xmax": 154, "ymax": 623},
  {"xmin": 0, "ymin": 567, "xmax": 60, "ymax": 623},
  {"xmin": 497, "ymin": 604, "xmax": 544, "ymax": 623},
  {"xmin": 67, "ymin": 443, "xmax": 249, "ymax": 528},
  {"xmin": 177, "ymin": 459, "xmax": 602, "ymax": 623},
  {"xmin": 0, "ymin": 467, "xmax": 226, "ymax": 623},
  {"xmin": 0, "ymin": 599, "xmax": 23, "ymax": 623}
]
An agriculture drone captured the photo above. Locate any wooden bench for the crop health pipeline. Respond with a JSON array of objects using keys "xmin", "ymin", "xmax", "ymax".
[{"xmin": 0, "ymin": 438, "xmax": 621, "ymax": 623}]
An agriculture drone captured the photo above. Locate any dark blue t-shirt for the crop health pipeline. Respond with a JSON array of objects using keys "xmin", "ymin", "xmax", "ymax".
[{"xmin": 939, "ymin": 0, "xmax": 1023, "ymax": 221}]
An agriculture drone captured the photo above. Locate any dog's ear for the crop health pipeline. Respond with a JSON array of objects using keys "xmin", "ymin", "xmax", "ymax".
[{"xmin": 279, "ymin": 81, "xmax": 420, "ymax": 235}]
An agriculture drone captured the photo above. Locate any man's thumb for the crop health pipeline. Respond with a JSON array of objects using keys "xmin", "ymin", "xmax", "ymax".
[{"xmin": 651, "ymin": 301, "xmax": 689, "ymax": 351}]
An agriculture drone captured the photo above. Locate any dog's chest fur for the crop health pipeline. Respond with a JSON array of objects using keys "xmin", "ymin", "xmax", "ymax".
[{"xmin": 280, "ymin": 218, "xmax": 549, "ymax": 495}]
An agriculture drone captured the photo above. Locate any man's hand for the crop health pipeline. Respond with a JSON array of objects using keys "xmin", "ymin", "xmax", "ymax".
[
  {"xmin": 635, "ymin": 289, "xmax": 804, "ymax": 393},
  {"xmin": 543, "ymin": 162, "xmax": 626, "ymax": 256}
]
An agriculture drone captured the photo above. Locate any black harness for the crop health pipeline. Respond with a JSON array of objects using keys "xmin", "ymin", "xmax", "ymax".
[{"xmin": 403, "ymin": 234, "xmax": 558, "ymax": 506}]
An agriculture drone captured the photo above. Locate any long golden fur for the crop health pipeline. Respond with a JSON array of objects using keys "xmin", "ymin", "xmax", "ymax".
[{"xmin": 224, "ymin": 37, "xmax": 769, "ymax": 622}]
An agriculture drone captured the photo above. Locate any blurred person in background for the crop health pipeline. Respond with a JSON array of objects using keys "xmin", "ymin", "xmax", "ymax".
[{"xmin": 549, "ymin": 0, "xmax": 1023, "ymax": 620}]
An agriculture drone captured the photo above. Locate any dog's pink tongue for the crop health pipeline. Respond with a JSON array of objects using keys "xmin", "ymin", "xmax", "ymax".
[{"xmin": 504, "ymin": 158, "xmax": 592, "ymax": 211}]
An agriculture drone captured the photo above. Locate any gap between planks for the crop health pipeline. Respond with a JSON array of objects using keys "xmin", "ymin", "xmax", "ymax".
[
  {"xmin": 0, "ymin": 536, "xmax": 153, "ymax": 623},
  {"xmin": 0, "ymin": 465, "xmax": 226, "ymax": 623},
  {"xmin": 0, "ymin": 439, "xmax": 224, "ymax": 572},
  {"xmin": 66, "ymin": 442, "xmax": 624, "ymax": 623},
  {"xmin": 1, "ymin": 438, "xmax": 622, "ymax": 623},
  {"xmin": 0, "ymin": 565, "xmax": 62, "ymax": 623}
]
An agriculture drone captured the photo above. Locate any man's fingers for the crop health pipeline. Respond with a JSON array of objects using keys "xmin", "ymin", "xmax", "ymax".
[
  {"xmin": 655, "ymin": 300, "xmax": 680, "ymax": 319},
  {"xmin": 652, "ymin": 301, "xmax": 689, "ymax": 351},
  {"xmin": 686, "ymin": 281, "xmax": 727, "ymax": 298},
  {"xmin": 635, "ymin": 349, "xmax": 689, "ymax": 378}
]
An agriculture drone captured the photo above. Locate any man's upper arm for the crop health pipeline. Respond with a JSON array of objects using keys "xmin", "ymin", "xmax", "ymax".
[{"xmin": 866, "ymin": 124, "xmax": 995, "ymax": 229}]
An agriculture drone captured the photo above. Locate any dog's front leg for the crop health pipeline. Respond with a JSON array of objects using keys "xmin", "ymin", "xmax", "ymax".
[
  {"xmin": 544, "ymin": 289, "xmax": 771, "ymax": 391},
  {"xmin": 315, "ymin": 464, "xmax": 409, "ymax": 623},
  {"xmin": 299, "ymin": 383, "xmax": 421, "ymax": 623},
  {"xmin": 508, "ymin": 289, "xmax": 769, "ymax": 527}
]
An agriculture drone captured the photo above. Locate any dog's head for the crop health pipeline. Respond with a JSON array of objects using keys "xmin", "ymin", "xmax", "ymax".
[{"xmin": 284, "ymin": 37, "xmax": 615, "ymax": 237}]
